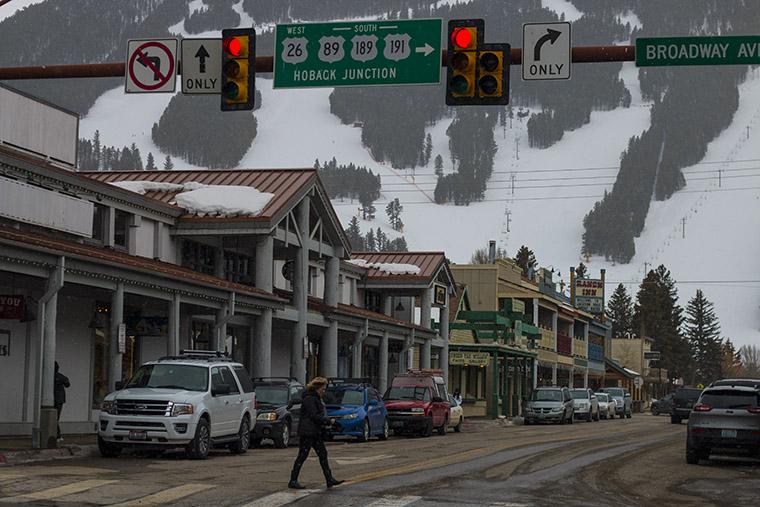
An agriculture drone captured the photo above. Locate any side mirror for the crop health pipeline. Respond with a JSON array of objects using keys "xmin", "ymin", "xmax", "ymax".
[
  {"xmin": 288, "ymin": 397, "xmax": 301, "ymax": 409},
  {"xmin": 212, "ymin": 384, "xmax": 231, "ymax": 396},
  {"xmin": 432, "ymin": 396, "xmax": 444, "ymax": 403},
  {"xmin": 115, "ymin": 381, "xmax": 125, "ymax": 390},
  {"xmin": 369, "ymin": 399, "xmax": 379, "ymax": 406},
  {"xmin": 625, "ymin": 392, "xmax": 631, "ymax": 397}
]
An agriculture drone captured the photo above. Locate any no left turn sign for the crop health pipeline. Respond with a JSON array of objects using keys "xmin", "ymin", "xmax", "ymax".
[{"xmin": 125, "ymin": 38, "xmax": 178, "ymax": 93}]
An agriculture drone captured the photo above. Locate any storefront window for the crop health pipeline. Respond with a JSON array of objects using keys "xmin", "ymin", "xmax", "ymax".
[
  {"xmin": 91, "ymin": 204, "xmax": 107, "ymax": 241},
  {"xmin": 113, "ymin": 210, "xmax": 130, "ymax": 249}
]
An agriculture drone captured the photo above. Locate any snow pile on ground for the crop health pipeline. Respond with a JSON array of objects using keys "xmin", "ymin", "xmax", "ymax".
[
  {"xmin": 173, "ymin": 185, "xmax": 274, "ymax": 217},
  {"xmin": 348, "ymin": 259, "xmax": 421, "ymax": 275}
]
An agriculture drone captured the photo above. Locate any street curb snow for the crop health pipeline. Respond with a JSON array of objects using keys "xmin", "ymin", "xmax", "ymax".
[{"xmin": 0, "ymin": 444, "xmax": 98, "ymax": 466}]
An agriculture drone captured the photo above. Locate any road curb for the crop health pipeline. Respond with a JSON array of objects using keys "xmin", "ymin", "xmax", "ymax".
[{"xmin": 0, "ymin": 444, "xmax": 98, "ymax": 466}]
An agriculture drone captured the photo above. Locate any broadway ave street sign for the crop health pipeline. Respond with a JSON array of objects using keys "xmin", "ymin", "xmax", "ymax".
[
  {"xmin": 636, "ymin": 35, "xmax": 760, "ymax": 66},
  {"xmin": 274, "ymin": 19, "xmax": 441, "ymax": 88}
]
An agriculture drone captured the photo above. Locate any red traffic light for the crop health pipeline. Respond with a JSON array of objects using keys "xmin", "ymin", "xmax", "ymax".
[
  {"xmin": 451, "ymin": 27, "xmax": 473, "ymax": 49},
  {"xmin": 223, "ymin": 37, "xmax": 242, "ymax": 56}
]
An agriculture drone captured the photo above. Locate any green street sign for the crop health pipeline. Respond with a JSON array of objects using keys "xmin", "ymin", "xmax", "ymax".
[
  {"xmin": 274, "ymin": 19, "xmax": 442, "ymax": 88},
  {"xmin": 636, "ymin": 35, "xmax": 760, "ymax": 67}
]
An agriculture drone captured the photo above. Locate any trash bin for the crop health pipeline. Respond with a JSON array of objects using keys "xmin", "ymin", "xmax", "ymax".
[{"xmin": 632, "ymin": 400, "xmax": 643, "ymax": 413}]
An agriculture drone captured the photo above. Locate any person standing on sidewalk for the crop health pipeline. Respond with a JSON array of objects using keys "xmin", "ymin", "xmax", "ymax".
[
  {"xmin": 54, "ymin": 361, "xmax": 70, "ymax": 442},
  {"xmin": 289, "ymin": 377, "xmax": 344, "ymax": 490}
]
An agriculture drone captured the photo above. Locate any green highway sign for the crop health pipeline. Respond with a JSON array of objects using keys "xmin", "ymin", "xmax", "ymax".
[
  {"xmin": 636, "ymin": 35, "xmax": 760, "ymax": 67},
  {"xmin": 274, "ymin": 19, "xmax": 442, "ymax": 88}
]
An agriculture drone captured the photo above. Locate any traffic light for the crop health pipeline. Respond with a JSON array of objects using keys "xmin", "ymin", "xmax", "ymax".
[
  {"xmin": 221, "ymin": 28, "xmax": 256, "ymax": 111},
  {"xmin": 446, "ymin": 19, "xmax": 510, "ymax": 106}
]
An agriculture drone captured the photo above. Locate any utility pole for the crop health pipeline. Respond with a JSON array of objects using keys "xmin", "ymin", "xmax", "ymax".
[
  {"xmin": 682, "ymin": 217, "xmax": 687, "ymax": 239},
  {"xmin": 515, "ymin": 137, "xmax": 520, "ymax": 160},
  {"xmin": 506, "ymin": 208, "xmax": 512, "ymax": 232},
  {"xmin": 718, "ymin": 169, "xmax": 722, "ymax": 188},
  {"xmin": 644, "ymin": 262, "xmax": 650, "ymax": 276},
  {"xmin": 748, "ymin": 125, "xmax": 751, "ymax": 140},
  {"xmin": 510, "ymin": 173, "xmax": 516, "ymax": 195}
]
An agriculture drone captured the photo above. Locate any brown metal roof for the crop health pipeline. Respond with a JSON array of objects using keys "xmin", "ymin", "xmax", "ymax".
[
  {"xmin": 81, "ymin": 169, "xmax": 315, "ymax": 221},
  {"xmin": 0, "ymin": 226, "xmax": 283, "ymax": 304},
  {"xmin": 350, "ymin": 252, "xmax": 446, "ymax": 282}
]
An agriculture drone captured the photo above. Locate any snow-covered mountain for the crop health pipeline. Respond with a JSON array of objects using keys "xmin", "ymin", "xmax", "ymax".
[{"xmin": 6, "ymin": 0, "xmax": 760, "ymax": 347}]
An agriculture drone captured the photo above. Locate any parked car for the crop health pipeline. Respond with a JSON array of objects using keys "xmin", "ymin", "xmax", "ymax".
[
  {"xmin": 600, "ymin": 387, "xmax": 632, "ymax": 419},
  {"xmin": 595, "ymin": 392, "xmax": 615, "ymax": 419},
  {"xmin": 523, "ymin": 387, "xmax": 574, "ymax": 425},
  {"xmin": 324, "ymin": 379, "xmax": 388, "ymax": 441},
  {"xmin": 251, "ymin": 377, "xmax": 303, "ymax": 448},
  {"xmin": 384, "ymin": 369, "xmax": 450, "ymax": 437},
  {"xmin": 571, "ymin": 388, "xmax": 600, "ymax": 422},
  {"xmin": 686, "ymin": 385, "xmax": 760, "ymax": 464},
  {"xmin": 710, "ymin": 378, "xmax": 760, "ymax": 389},
  {"xmin": 651, "ymin": 393, "xmax": 674, "ymax": 416},
  {"xmin": 448, "ymin": 395, "xmax": 464, "ymax": 432},
  {"xmin": 672, "ymin": 387, "xmax": 703, "ymax": 424},
  {"xmin": 98, "ymin": 351, "xmax": 256, "ymax": 459}
]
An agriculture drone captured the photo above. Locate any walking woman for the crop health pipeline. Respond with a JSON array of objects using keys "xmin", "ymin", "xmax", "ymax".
[{"xmin": 289, "ymin": 377, "xmax": 344, "ymax": 489}]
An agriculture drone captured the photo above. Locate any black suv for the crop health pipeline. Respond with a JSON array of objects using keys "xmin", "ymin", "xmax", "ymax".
[
  {"xmin": 671, "ymin": 387, "xmax": 703, "ymax": 424},
  {"xmin": 251, "ymin": 377, "xmax": 303, "ymax": 448}
]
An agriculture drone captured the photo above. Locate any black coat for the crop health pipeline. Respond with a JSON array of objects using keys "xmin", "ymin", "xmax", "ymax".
[
  {"xmin": 54, "ymin": 372, "xmax": 70, "ymax": 406},
  {"xmin": 298, "ymin": 390, "xmax": 331, "ymax": 438}
]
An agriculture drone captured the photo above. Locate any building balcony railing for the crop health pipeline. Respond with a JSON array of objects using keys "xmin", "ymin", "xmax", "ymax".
[
  {"xmin": 573, "ymin": 338, "xmax": 587, "ymax": 358},
  {"xmin": 588, "ymin": 343, "xmax": 605, "ymax": 362},
  {"xmin": 557, "ymin": 333, "xmax": 572, "ymax": 356},
  {"xmin": 537, "ymin": 327, "xmax": 556, "ymax": 350}
]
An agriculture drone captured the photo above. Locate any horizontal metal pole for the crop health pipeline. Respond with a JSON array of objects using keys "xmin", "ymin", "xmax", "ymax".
[{"xmin": 0, "ymin": 46, "xmax": 633, "ymax": 81}]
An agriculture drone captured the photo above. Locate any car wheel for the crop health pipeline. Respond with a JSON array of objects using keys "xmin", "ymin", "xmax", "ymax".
[
  {"xmin": 358, "ymin": 419, "xmax": 370, "ymax": 442},
  {"xmin": 229, "ymin": 417, "xmax": 250, "ymax": 454},
  {"xmin": 437, "ymin": 416, "xmax": 448, "ymax": 436},
  {"xmin": 379, "ymin": 419, "xmax": 389, "ymax": 440},
  {"xmin": 652, "ymin": 409, "xmax": 659, "ymax": 416},
  {"xmin": 454, "ymin": 415, "xmax": 463, "ymax": 432},
  {"xmin": 423, "ymin": 418, "xmax": 434, "ymax": 437},
  {"xmin": 686, "ymin": 445, "xmax": 702, "ymax": 464},
  {"xmin": 98, "ymin": 436, "xmax": 121, "ymax": 458},
  {"xmin": 186, "ymin": 418, "xmax": 211, "ymax": 460},
  {"xmin": 274, "ymin": 421, "xmax": 291, "ymax": 448}
]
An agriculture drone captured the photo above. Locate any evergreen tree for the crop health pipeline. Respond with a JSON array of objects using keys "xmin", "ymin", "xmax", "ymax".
[
  {"xmin": 633, "ymin": 265, "xmax": 690, "ymax": 381},
  {"xmin": 740, "ymin": 345, "xmax": 760, "ymax": 377},
  {"xmin": 470, "ymin": 246, "xmax": 509, "ymax": 264},
  {"xmin": 145, "ymin": 152, "xmax": 157, "ymax": 171},
  {"xmin": 721, "ymin": 339, "xmax": 745, "ymax": 378},
  {"xmin": 365, "ymin": 229, "xmax": 376, "ymax": 252},
  {"xmin": 163, "ymin": 155, "xmax": 174, "ymax": 171},
  {"xmin": 684, "ymin": 290, "xmax": 723, "ymax": 384},
  {"xmin": 575, "ymin": 262, "xmax": 588, "ymax": 278},
  {"xmin": 375, "ymin": 228, "xmax": 387, "ymax": 251},
  {"xmin": 423, "ymin": 133, "xmax": 433, "ymax": 166},
  {"xmin": 130, "ymin": 143, "xmax": 143, "ymax": 171},
  {"xmin": 385, "ymin": 237, "xmax": 408, "ymax": 252},
  {"xmin": 359, "ymin": 192, "xmax": 376, "ymax": 220},
  {"xmin": 606, "ymin": 284, "xmax": 634, "ymax": 339},
  {"xmin": 385, "ymin": 198, "xmax": 404, "ymax": 232},
  {"xmin": 345, "ymin": 216, "xmax": 364, "ymax": 251},
  {"xmin": 93, "ymin": 130, "xmax": 101, "ymax": 171},
  {"xmin": 514, "ymin": 245, "xmax": 537, "ymax": 277},
  {"xmin": 434, "ymin": 154, "xmax": 443, "ymax": 178}
]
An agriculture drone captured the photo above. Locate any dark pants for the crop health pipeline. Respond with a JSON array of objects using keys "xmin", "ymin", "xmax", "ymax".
[
  {"xmin": 55, "ymin": 404, "xmax": 63, "ymax": 439},
  {"xmin": 290, "ymin": 436, "xmax": 332, "ymax": 483}
]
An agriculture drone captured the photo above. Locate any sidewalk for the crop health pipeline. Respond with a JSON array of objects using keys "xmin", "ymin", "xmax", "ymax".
[{"xmin": 0, "ymin": 435, "xmax": 98, "ymax": 466}]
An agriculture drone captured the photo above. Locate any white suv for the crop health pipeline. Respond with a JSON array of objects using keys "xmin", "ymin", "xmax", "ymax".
[{"xmin": 98, "ymin": 351, "xmax": 256, "ymax": 459}]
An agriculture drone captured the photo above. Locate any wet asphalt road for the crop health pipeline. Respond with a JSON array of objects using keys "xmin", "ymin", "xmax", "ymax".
[{"xmin": 1, "ymin": 414, "xmax": 758, "ymax": 506}]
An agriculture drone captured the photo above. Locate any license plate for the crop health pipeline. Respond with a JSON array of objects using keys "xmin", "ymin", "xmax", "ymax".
[
  {"xmin": 128, "ymin": 430, "xmax": 148, "ymax": 441},
  {"xmin": 721, "ymin": 429, "xmax": 737, "ymax": 438}
]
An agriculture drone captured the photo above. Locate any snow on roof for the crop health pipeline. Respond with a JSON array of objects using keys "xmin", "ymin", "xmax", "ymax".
[
  {"xmin": 624, "ymin": 367, "xmax": 640, "ymax": 376},
  {"xmin": 347, "ymin": 259, "xmax": 421, "ymax": 275},
  {"xmin": 110, "ymin": 180, "xmax": 186, "ymax": 195},
  {"xmin": 173, "ymin": 185, "xmax": 275, "ymax": 218}
]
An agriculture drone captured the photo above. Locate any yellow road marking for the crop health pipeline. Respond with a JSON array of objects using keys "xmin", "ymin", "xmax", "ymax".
[
  {"xmin": 109, "ymin": 484, "xmax": 216, "ymax": 506},
  {"xmin": 0, "ymin": 479, "xmax": 117, "ymax": 503}
]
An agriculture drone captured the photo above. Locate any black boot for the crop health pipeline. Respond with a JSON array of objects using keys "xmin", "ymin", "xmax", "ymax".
[
  {"xmin": 288, "ymin": 480, "xmax": 305, "ymax": 489},
  {"xmin": 326, "ymin": 477, "xmax": 345, "ymax": 488},
  {"xmin": 290, "ymin": 462, "xmax": 305, "ymax": 489}
]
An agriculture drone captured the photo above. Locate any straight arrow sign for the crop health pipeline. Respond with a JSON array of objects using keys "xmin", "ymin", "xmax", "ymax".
[{"xmin": 195, "ymin": 45, "xmax": 210, "ymax": 73}]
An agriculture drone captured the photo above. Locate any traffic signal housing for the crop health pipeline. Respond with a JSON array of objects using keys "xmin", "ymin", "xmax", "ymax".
[
  {"xmin": 446, "ymin": 19, "xmax": 510, "ymax": 106},
  {"xmin": 221, "ymin": 28, "xmax": 256, "ymax": 111}
]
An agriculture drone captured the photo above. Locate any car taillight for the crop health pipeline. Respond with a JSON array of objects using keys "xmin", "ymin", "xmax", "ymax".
[
  {"xmin": 693, "ymin": 404, "xmax": 712, "ymax": 412},
  {"xmin": 690, "ymin": 427, "xmax": 706, "ymax": 433},
  {"xmin": 747, "ymin": 407, "xmax": 760, "ymax": 414}
]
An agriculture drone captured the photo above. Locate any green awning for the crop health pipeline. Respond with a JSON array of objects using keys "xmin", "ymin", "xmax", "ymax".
[{"xmin": 521, "ymin": 323, "xmax": 541, "ymax": 339}]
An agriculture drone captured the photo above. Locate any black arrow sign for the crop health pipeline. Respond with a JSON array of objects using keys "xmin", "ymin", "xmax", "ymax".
[
  {"xmin": 138, "ymin": 53, "xmax": 163, "ymax": 81},
  {"xmin": 195, "ymin": 45, "xmax": 210, "ymax": 73},
  {"xmin": 534, "ymin": 28, "xmax": 562, "ymax": 61}
]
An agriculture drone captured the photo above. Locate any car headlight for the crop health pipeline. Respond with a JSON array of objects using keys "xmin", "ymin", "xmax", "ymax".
[
  {"xmin": 171, "ymin": 403, "xmax": 194, "ymax": 417},
  {"xmin": 342, "ymin": 413, "xmax": 359, "ymax": 420},
  {"xmin": 257, "ymin": 412, "xmax": 277, "ymax": 421},
  {"xmin": 410, "ymin": 407, "xmax": 425, "ymax": 414},
  {"xmin": 101, "ymin": 400, "xmax": 117, "ymax": 415},
  {"xmin": 551, "ymin": 407, "xmax": 564, "ymax": 412}
]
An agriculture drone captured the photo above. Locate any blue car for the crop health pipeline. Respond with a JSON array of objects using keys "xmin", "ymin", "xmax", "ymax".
[{"xmin": 324, "ymin": 382, "xmax": 389, "ymax": 441}]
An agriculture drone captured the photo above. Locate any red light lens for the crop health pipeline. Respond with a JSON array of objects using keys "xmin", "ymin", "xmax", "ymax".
[
  {"xmin": 693, "ymin": 404, "xmax": 712, "ymax": 412},
  {"xmin": 747, "ymin": 406, "xmax": 760, "ymax": 414},
  {"xmin": 224, "ymin": 37, "xmax": 242, "ymax": 56},
  {"xmin": 452, "ymin": 28, "xmax": 473, "ymax": 49}
]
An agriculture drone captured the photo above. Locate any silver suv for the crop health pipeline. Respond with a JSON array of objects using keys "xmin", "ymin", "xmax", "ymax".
[
  {"xmin": 600, "ymin": 387, "xmax": 632, "ymax": 419},
  {"xmin": 523, "ymin": 387, "xmax": 574, "ymax": 425},
  {"xmin": 98, "ymin": 351, "xmax": 256, "ymax": 459}
]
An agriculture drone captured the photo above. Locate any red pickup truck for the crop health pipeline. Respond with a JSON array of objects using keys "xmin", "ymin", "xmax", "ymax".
[{"xmin": 384, "ymin": 369, "xmax": 451, "ymax": 437}]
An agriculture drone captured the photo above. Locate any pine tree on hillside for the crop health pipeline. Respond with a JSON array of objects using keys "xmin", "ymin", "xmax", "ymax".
[
  {"xmin": 385, "ymin": 198, "xmax": 404, "ymax": 232},
  {"xmin": 345, "ymin": 216, "xmax": 364, "ymax": 251},
  {"xmin": 385, "ymin": 237, "xmax": 408, "ymax": 252},
  {"xmin": 375, "ymin": 228, "xmax": 387, "ymax": 251},
  {"xmin": 365, "ymin": 229, "xmax": 376, "ymax": 252},
  {"xmin": 145, "ymin": 152, "xmax": 157, "ymax": 171},
  {"xmin": 163, "ymin": 155, "xmax": 174, "ymax": 171},
  {"xmin": 721, "ymin": 339, "xmax": 745, "ymax": 378},
  {"xmin": 632, "ymin": 265, "xmax": 691, "ymax": 381},
  {"xmin": 359, "ymin": 192, "xmax": 376, "ymax": 220},
  {"xmin": 607, "ymin": 283, "xmax": 634, "ymax": 339},
  {"xmin": 514, "ymin": 246, "xmax": 537, "ymax": 277},
  {"xmin": 130, "ymin": 143, "xmax": 143, "ymax": 171},
  {"xmin": 575, "ymin": 262, "xmax": 588, "ymax": 279},
  {"xmin": 93, "ymin": 130, "xmax": 101, "ymax": 171},
  {"xmin": 423, "ymin": 133, "xmax": 433, "ymax": 166},
  {"xmin": 434, "ymin": 154, "xmax": 443, "ymax": 178},
  {"xmin": 684, "ymin": 290, "xmax": 723, "ymax": 384}
]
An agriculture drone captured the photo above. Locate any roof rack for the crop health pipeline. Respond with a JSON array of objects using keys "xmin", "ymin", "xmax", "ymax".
[
  {"xmin": 328, "ymin": 377, "xmax": 373, "ymax": 387},
  {"xmin": 252, "ymin": 377, "xmax": 299, "ymax": 383},
  {"xmin": 156, "ymin": 350, "xmax": 233, "ymax": 363}
]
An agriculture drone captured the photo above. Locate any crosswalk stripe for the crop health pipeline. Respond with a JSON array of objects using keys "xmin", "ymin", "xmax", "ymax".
[
  {"xmin": 0, "ymin": 479, "xmax": 117, "ymax": 503},
  {"xmin": 239, "ymin": 489, "xmax": 321, "ymax": 507},
  {"xmin": 365, "ymin": 495, "xmax": 422, "ymax": 507},
  {"xmin": 109, "ymin": 484, "xmax": 216, "ymax": 506}
]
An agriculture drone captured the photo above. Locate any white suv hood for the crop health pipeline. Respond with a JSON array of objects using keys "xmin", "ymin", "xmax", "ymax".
[{"xmin": 108, "ymin": 388, "xmax": 199, "ymax": 404}]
